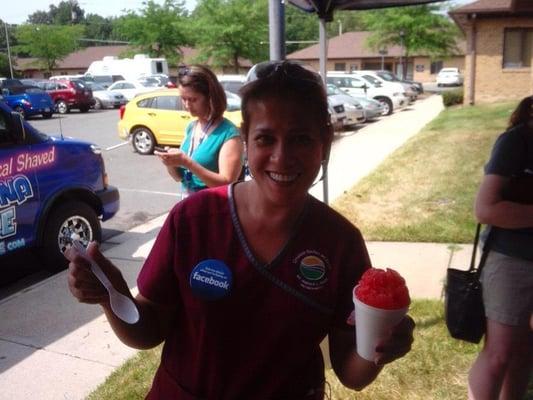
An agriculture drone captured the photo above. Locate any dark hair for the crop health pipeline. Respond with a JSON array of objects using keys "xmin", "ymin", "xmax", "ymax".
[
  {"xmin": 239, "ymin": 61, "xmax": 332, "ymax": 145},
  {"xmin": 508, "ymin": 96, "xmax": 533, "ymax": 129},
  {"xmin": 178, "ymin": 65, "xmax": 227, "ymax": 120}
]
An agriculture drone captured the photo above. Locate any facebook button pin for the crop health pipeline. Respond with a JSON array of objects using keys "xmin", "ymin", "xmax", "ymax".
[{"xmin": 189, "ymin": 259, "xmax": 233, "ymax": 300}]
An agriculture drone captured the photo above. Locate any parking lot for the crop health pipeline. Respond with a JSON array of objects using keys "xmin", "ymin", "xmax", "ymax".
[{"xmin": 0, "ymin": 92, "xmax": 439, "ymax": 292}]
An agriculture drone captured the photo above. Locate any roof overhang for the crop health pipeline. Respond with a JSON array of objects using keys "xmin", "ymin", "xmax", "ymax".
[{"xmin": 288, "ymin": 0, "xmax": 445, "ymax": 21}]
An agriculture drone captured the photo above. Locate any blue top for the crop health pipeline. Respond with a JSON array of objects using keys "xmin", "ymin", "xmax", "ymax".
[
  {"xmin": 180, "ymin": 117, "xmax": 240, "ymax": 192},
  {"xmin": 482, "ymin": 123, "xmax": 533, "ymax": 260}
]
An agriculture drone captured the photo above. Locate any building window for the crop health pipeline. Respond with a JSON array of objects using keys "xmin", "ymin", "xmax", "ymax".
[
  {"xmin": 430, "ymin": 61, "xmax": 443, "ymax": 74},
  {"xmin": 503, "ymin": 28, "xmax": 533, "ymax": 68},
  {"xmin": 334, "ymin": 63, "xmax": 346, "ymax": 71}
]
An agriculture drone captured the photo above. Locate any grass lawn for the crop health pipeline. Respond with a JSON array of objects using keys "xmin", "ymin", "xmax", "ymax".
[
  {"xmin": 87, "ymin": 100, "xmax": 533, "ymax": 399},
  {"xmin": 86, "ymin": 299, "xmax": 533, "ymax": 399},
  {"xmin": 333, "ymin": 100, "xmax": 516, "ymax": 243}
]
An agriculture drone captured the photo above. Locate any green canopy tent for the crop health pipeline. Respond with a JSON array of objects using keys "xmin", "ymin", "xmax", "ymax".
[{"xmin": 281, "ymin": 0, "xmax": 447, "ymax": 203}]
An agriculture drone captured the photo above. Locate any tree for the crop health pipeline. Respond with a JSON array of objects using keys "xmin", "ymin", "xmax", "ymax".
[
  {"xmin": 361, "ymin": 4, "xmax": 461, "ymax": 79},
  {"xmin": 14, "ymin": 24, "xmax": 83, "ymax": 74},
  {"xmin": 112, "ymin": 0, "xmax": 190, "ymax": 65},
  {"xmin": 27, "ymin": 1, "xmax": 85, "ymax": 25},
  {"xmin": 190, "ymin": 0, "xmax": 268, "ymax": 73},
  {"xmin": 83, "ymin": 14, "xmax": 115, "ymax": 44},
  {"xmin": 285, "ymin": 5, "xmax": 319, "ymax": 54}
]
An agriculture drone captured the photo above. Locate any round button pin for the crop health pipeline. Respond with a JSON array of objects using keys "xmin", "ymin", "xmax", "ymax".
[{"xmin": 189, "ymin": 259, "xmax": 233, "ymax": 300}]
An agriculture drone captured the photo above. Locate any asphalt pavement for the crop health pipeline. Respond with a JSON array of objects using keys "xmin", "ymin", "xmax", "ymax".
[{"xmin": 0, "ymin": 94, "xmax": 474, "ymax": 400}]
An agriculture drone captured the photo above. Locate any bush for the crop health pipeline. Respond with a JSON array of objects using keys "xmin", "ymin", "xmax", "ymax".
[{"xmin": 442, "ymin": 89, "xmax": 464, "ymax": 107}]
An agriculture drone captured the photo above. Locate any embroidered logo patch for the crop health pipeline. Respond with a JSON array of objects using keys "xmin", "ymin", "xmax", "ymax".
[{"xmin": 294, "ymin": 250, "xmax": 330, "ymax": 290}]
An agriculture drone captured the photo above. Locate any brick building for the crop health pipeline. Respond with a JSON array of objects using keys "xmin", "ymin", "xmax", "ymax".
[
  {"xmin": 286, "ymin": 31, "xmax": 465, "ymax": 82},
  {"xmin": 450, "ymin": 0, "xmax": 533, "ymax": 104}
]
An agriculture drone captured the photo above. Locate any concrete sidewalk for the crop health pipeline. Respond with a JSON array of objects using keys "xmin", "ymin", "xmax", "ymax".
[{"xmin": 0, "ymin": 95, "xmax": 468, "ymax": 400}]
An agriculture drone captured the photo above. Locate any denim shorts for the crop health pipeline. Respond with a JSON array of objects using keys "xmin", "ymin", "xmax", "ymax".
[{"xmin": 481, "ymin": 251, "xmax": 533, "ymax": 327}]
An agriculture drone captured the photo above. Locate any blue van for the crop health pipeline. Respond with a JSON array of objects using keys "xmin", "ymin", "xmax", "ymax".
[
  {"xmin": 0, "ymin": 101, "xmax": 119, "ymax": 271},
  {"xmin": 1, "ymin": 85, "xmax": 55, "ymax": 119}
]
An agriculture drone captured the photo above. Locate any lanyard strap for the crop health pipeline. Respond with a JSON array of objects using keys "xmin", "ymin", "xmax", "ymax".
[{"xmin": 187, "ymin": 119, "xmax": 213, "ymax": 158}]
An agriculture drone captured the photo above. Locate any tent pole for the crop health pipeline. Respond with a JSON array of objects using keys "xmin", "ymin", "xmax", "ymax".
[
  {"xmin": 319, "ymin": 17, "xmax": 329, "ymax": 204},
  {"xmin": 269, "ymin": 0, "xmax": 286, "ymax": 61}
]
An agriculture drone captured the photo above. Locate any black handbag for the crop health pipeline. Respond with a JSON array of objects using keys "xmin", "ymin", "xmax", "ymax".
[{"xmin": 444, "ymin": 223, "xmax": 491, "ymax": 344}]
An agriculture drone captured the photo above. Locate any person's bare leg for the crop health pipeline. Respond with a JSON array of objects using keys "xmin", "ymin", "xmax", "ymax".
[
  {"xmin": 468, "ymin": 319, "xmax": 515, "ymax": 400},
  {"xmin": 498, "ymin": 328, "xmax": 532, "ymax": 400}
]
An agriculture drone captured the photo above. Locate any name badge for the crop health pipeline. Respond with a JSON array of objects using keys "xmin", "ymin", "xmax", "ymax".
[{"xmin": 189, "ymin": 259, "xmax": 233, "ymax": 300}]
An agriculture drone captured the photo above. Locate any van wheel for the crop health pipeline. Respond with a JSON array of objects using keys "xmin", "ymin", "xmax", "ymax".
[
  {"xmin": 375, "ymin": 97, "xmax": 393, "ymax": 116},
  {"xmin": 80, "ymin": 105, "xmax": 90, "ymax": 113},
  {"xmin": 56, "ymin": 100, "xmax": 69, "ymax": 114},
  {"xmin": 41, "ymin": 201, "xmax": 101, "ymax": 272},
  {"xmin": 132, "ymin": 127, "xmax": 156, "ymax": 155},
  {"xmin": 14, "ymin": 106, "xmax": 25, "ymax": 118}
]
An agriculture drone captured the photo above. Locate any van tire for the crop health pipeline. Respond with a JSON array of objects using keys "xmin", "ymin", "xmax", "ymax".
[
  {"xmin": 41, "ymin": 201, "xmax": 101, "ymax": 272},
  {"xmin": 56, "ymin": 100, "xmax": 69, "ymax": 114},
  {"xmin": 42, "ymin": 112, "xmax": 53, "ymax": 119},
  {"xmin": 132, "ymin": 127, "xmax": 156, "ymax": 155},
  {"xmin": 14, "ymin": 106, "xmax": 25, "ymax": 118},
  {"xmin": 375, "ymin": 97, "xmax": 393, "ymax": 116},
  {"xmin": 80, "ymin": 105, "xmax": 90, "ymax": 113}
]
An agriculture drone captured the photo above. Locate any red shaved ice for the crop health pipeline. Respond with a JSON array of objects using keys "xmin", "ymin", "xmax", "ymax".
[{"xmin": 354, "ymin": 268, "xmax": 410, "ymax": 310}]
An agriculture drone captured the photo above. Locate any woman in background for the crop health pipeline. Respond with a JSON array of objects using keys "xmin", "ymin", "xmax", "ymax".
[
  {"xmin": 156, "ymin": 65, "xmax": 243, "ymax": 195},
  {"xmin": 469, "ymin": 96, "xmax": 533, "ymax": 400}
]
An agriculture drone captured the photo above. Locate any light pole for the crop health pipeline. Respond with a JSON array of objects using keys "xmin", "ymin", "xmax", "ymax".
[
  {"xmin": 4, "ymin": 22, "xmax": 14, "ymax": 79},
  {"xmin": 399, "ymin": 30, "xmax": 405, "ymax": 79},
  {"xmin": 379, "ymin": 49, "xmax": 388, "ymax": 70}
]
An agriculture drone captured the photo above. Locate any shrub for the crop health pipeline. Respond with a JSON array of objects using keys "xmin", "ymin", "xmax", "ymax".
[{"xmin": 442, "ymin": 89, "xmax": 464, "ymax": 107}]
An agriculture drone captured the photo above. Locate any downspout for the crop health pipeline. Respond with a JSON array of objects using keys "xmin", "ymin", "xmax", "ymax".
[{"xmin": 468, "ymin": 13, "xmax": 477, "ymax": 105}]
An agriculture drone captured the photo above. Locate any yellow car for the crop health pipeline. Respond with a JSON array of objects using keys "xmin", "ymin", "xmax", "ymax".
[{"xmin": 117, "ymin": 89, "xmax": 242, "ymax": 155}]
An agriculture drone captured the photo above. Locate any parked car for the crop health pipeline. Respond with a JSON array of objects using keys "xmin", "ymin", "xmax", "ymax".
[
  {"xmin": 0, "ymin": 78, "xmax": 23, "ymax": 89},
  {"xmin": 117, "ymin": 89, "xmax": 242, "ymax": 155},
  {"xmin": 326, "ymin": 84, "xmax": 365, "ymax": 127},
  {"xmin": 360, "ymin": 70, "xmax": 420, "ymax": 102},
  {"xmin": 141, "ymin": 73, "xmax": 176, "ymax": 88},
  {"xmin": 352, "ymin": 96, "xmax": 386, "ymax": 122},
  {"xmin": 86, "ymin": 82, "xmax": 127, "ymax": 110},
  {"xmin": 107, "ymin": 79, "xmax": 160, "ymax": 101},
  {"xmin": 0, "ymin": 101, "xmax": 119, "ymax": 271},
  {"xmin": 81, "ymin": 74, "xmax": 125, "ymax": 89},
  {"xmin": 217, "ymin": 75, "xmax": 246, "ymax": 95},
  {"xmin": 436, "ymin": 68, "xmax": 464, "ymax": 87},
  {"xmin": 352, "ymin": 71, "xmax": 413, "ymax": 105},
  {"xmin": 37, "ymin": 79, "xmax": 94, "ymax": 114},
  {"xmin": 225, "ymin": 90, "xmax": 241, "ymax": 111},
  {"xmin": 0, "ymin": 85, "xmax": 54, "ymax": 119},
  {"xmin": 327, "ymin": 99, "xmax": 347, "ymax": 131},
  {"xmin": 327, "ymin": 72, "xmax": 406, "ymax": 116},
  {"xmin": 372, "ymin": 70, "xmax": 423, "ymax": 94}
]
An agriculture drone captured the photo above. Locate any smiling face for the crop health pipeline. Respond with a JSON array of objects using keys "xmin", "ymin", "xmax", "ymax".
[
  {"xmin": 179, "ymin": 85, "xmax": 210, "ymax": 120},
  {"xmin": 245, "ymin": 96, "xmax": 327, "ymax": 207}
]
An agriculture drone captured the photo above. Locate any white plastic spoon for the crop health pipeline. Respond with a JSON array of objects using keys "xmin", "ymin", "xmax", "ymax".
[{"xmin": 71, "ymin": 241, "xmax": 140, "ymax": 324}]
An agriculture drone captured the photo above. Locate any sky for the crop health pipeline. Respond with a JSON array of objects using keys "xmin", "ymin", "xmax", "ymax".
[
  {"xmin": 3, "ymin": 0, "xmax": 475, "ymax": 25},
  {"xmin": 2, "ymin": 0, "xmax": 199, "ymax": 24}
]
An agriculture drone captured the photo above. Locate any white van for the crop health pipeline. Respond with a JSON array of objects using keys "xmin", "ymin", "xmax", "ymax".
[
  {"xmin": 86, "ymin": 54, "xmax": 169, "ymax": 82},
  {"xmin": 327, "ymin": 71, "xmax": 407, "ymax": 115}
]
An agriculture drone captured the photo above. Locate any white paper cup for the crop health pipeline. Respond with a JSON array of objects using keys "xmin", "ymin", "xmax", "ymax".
[{"xmin": 353, "ymin": 294, "xmax": 408, "ymax": 362}]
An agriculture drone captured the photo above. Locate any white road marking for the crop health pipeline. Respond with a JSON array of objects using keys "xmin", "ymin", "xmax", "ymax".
[
  {"xmin": 106, "ymin": 142, "xmax": 129, "ymax": 151},
  {"xmin": 119, "ymin": 188, "xmax": 179, "ymax": 197}
]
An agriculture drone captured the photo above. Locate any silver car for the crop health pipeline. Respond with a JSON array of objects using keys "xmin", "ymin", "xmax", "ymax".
[
  {"xmin": 88, "ymin": 83, "xmax": 127, "ymax": 109},
  {"xmin": 352, "ymin": 96, "xmax": 386, "ymax": 122},
  {"xmin": 327, "ymin": 84, "xmax": 365, "ymax": 127}
]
